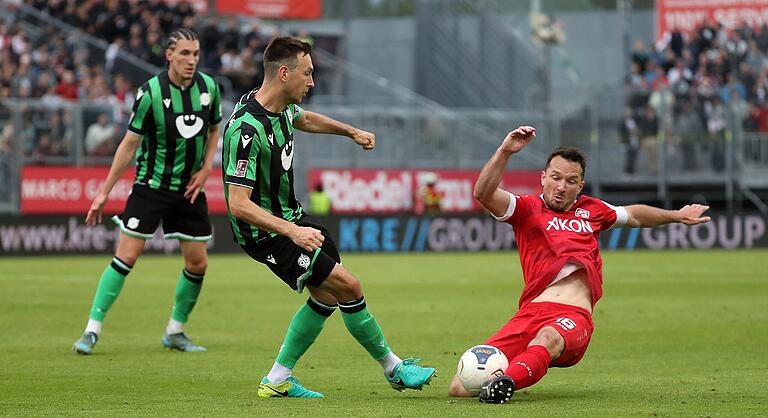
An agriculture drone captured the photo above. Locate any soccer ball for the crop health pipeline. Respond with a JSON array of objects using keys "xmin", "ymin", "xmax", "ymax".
[{"xmin": 456, "ymin": 345, "xmax": 509, "ymax": 395}]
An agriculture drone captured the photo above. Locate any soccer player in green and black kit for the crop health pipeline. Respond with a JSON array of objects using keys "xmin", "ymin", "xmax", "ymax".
[
  {"xmin": 222, "ymin": 37, "xmax": 436, "ymax": 398},
  {"xmin": 72, "ymin": 29, "xmax": 221, "ymax": 354}
]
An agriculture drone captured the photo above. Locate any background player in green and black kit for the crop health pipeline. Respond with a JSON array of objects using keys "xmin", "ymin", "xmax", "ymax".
[
  {"xmin": 72, "ymin": 29, "xmax": 221, "ymax": 354},
  {"xmin": 222, "ymin": 37, "xmax": 436, "ymax": 398}
]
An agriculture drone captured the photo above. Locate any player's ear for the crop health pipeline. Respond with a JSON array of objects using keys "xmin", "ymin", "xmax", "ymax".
[
  {"xmin": 540, "ymin": 171, "xmax": 546, "ymax": 186},
  {"xmin": 279, "ymin": 65, "xmax": 289, "ymax": 82}
]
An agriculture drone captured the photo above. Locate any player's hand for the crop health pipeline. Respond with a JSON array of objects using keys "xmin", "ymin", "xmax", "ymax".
[
  {"xmin": 677, "ymin": 204, "xmax": 711, "ymax": 225},
  {"xmin": 85, "ymin": 192, "xmax": 108, "ymax": 225},
  {"xmin": 290, "ymin": 225, "xmax": 325, "ymax": 252},
  {"xmin": 185, "ymin": 166, "xmax": 211, "ymax": 204},
  {"xmin": 499, "ymin": 126, "xmax": 536, "ymax": 154},
  {"xmin": 351, "ymin": 129, "xmax": 375, "ymax": 151}
]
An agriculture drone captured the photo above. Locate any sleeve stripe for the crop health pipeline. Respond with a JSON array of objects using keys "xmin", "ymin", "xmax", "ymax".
[
  {"xmin": 492, "ymin": 190, "xmax": 517, "ymax": 221},
  {"xmin": 225, "ymin": 176, "xmax": 255, "ymax": 189}
]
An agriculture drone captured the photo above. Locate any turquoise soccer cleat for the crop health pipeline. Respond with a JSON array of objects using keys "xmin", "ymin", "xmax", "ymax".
[
  {"xmin": 72, "ymin": 332, "xmax": 98, "ymax": 355},
  {"xmin": 385, "ymin": 358, "xmax": 437, "ymax": 391},
  {"xmin": 162, "ymin": 332, "xmax": 207, "ymax": 352},
  {"xmin": 258, "ymin": 376, "xmax": 324, "ymax": 398}
]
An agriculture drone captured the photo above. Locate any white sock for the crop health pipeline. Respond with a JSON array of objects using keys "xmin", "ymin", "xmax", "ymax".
[
  {"xmin": 165, "ymin": 319, "xmax": 184, "ymax": 335},
  {"xmin": 85, "ymin": 319, "xmax": 102, "ymax": 336},
  {"xmin": 267, "ymin": 362, "xmax": 292, "ymax": 384},
  {"xmin": 378, "ymin": 351, "xmax": 402, "ymax": 376}
]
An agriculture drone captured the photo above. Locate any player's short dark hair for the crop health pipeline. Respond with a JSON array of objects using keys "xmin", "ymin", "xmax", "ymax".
[
  {"xmin": 545, "ymin": 147, "xmax": 587, "ymax": 178},
  {"xmin": 263, "ymin": 36, "xmax": 312, "ymax": 77},
  {"xmin": 166, "ymin": 28, "xmax": 198, "ymax": 51}
]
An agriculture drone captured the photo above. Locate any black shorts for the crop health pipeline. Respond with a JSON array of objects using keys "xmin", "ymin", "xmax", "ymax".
[
  {"xmin": 112, "ymin": 183, "xmax": 212, "ymax": 241},
  {"xmin": 240, "ymin": 214, "xmax": 340, "ymax": 293}
]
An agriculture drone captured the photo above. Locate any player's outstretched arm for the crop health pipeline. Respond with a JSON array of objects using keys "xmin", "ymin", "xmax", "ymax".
[
  {"xmin": 293, "ymin": 110, "xmax": 375, "ymax": 150},
  {"xmin": 624, "ymin": 204, "xmax": 711, "ymax": 228},
  {"xmin": 474, "ymin": 126, "xmax": 536, "ymax": 217},
  {"xmin": 227, "ymin": 184, "xmax": 325, "ymax": 251},
  {"xmin": 85, "ymin": 131, "xmax": 141, "ymax": 225}
]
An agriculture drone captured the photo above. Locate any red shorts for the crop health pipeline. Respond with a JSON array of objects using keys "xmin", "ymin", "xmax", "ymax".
[{"xmin": 485, "ymin": 301, "xmax": 594, "ymax": 368}]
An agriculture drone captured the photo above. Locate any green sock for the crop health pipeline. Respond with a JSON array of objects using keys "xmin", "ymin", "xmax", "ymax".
[
  {"xmin": 275, "ymin": 298, "xmax": 336, "ymax": 369},
  {"xmin": 171, "ymin": 269, "xmax": 205, "ymax": 323},
  {"xmin": 88, "ymin": 257, "xmax": 132, "ymax": 321},
  {"xmin": 339, "ymin": 297, "xmax": 391, "ymax": 360}
]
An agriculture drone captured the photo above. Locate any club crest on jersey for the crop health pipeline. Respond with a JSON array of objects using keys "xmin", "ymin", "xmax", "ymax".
[
  {"xmin": 298, "ymin": 254, "xmax": 310, "ymax": 269},
  {"xmin": 176, "ymin": 114, "xmax": 204, "ymax": 139},
  {"xmin": 546, "ymin": 216, "xmax": 594, "ymax": 234},
  {"xmin": 200, "ymin": 92, "xmax": 210, "ymax": 106},
  {"xmin": 234, "ymin": 160, "xmax": 248, "ymax": 177},
  {"xmin": 281, "ymin": 140, "xmax": 294, "ymax": 171},
  {"xmin": 575, "ymin": 208, "xmax": 590, "ymax": 219}
]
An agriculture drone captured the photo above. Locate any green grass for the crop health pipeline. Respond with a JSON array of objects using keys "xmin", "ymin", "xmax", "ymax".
[{"xmin": 0, "ymin": 251, "xmax": 766, "ymax": 417}]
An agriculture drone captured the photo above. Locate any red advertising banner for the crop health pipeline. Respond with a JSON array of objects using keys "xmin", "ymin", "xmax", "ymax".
[
  {"xmin": 308, "ymin": 168, "xmax": 542, "ymax": 214},
  {"xmin": 20, "ymin": 167, "xmax": 228, "ymax": 215},
  {"xmin": 657, "ymin": 0, "xmax": 768, "ymax": 39},
  {"xmin": 217, "ymin": 0, "xmax": 322, "ymax": 19}
]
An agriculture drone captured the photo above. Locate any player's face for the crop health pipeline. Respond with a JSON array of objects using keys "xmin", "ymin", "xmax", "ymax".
[
  {"xmin": 167, "ymin": 39, "xmax": 200, "ymax": 82},
  {"xmin": 285, "ymin": 53, "xmax": 314, "ymax": 103},
  {"xmin": 541, "ymin": 156, "xmax": 584, "ymax": 211}
]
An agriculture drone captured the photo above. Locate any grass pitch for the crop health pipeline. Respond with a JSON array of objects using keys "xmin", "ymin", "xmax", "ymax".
[{"xmin": 0, "ymin": 250, "xmax": 766, "ymax": 417}]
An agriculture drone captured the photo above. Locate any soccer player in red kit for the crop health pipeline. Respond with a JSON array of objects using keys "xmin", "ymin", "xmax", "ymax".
[{"xmin": 447, "ymin": 126, "xmax": 711, "ymax": 403}]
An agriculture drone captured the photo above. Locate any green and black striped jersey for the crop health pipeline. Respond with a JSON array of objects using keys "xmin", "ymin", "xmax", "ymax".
[
  {"xmin": 128, "ymin": 71, "xmax": 222, "ymax": 192},
  {"xmin": 222, "ymin": 89, "xmax": 304, "ymax": 246}
]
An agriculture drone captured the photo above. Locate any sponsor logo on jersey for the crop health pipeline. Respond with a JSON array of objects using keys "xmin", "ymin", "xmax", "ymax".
[
  {"xmin": 266, "ymin": 254, "xmax": 276, "ymax": 264},
  {"xmin": 281, "ymin": 140, "xmax": 294, "ymax": 171},
  {"xmin": 234, "ymin": 160, "xmax": 248, "ymax": 177},
  {"xmin": 545, "ymin": 216, "xmax": 594, "ymax": 234},
  {"xmin": 176, "ymin": 114, "xmax": 204, "ymax": 139},
  {"xmin": 163, "ymin": 98, "xmax": 171, "ymax": 108},
  {"xmin": 298, "ymin": 254, "xmax": 310, "ymax": 269},
  {"xmin": 267, "ymin": 133, "xmax": 275, "ymax": 147},
  {"xmin": 575, "ymin": 208, "xmax": 590, "ymax": 219},
  {"xmin": 200, "ymin": 92, "xmax": 210, "ymax": 106}
]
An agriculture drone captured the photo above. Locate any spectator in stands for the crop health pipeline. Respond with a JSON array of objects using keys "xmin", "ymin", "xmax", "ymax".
[
  {"xmin": 675, "ymin": 100, "xmax": 705, "ymax": 170},
  {"xmin": 54, "ymin": 69, "xmax": 78, "ymax": 100},
  {"xmin": 415, "ymin": 172, "xmax": 443, "ymax": 215},
  {"xmin": 619, "ymin": 107, "xmax": 640, "ymax": 175},
  {"xmin": 638, "ymin": 104, "xmax": 659, "ymax": 175},
  {"xmin": 309, "ymin": 183, "xmax": 332, "ymax": 216},
  {"xmin": 84, "ymin": 112, "xmax": 117, "ymax": 156}
]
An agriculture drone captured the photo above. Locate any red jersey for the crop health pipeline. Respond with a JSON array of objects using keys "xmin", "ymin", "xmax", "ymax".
[{"xmin": 497, "ymin": 193, "xmax": 627, "ymax": 309}]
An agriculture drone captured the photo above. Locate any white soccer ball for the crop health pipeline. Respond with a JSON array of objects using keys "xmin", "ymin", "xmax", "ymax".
[{"xmin": 456, "ymin": 344, "xmax": 509, "ymax": 395}]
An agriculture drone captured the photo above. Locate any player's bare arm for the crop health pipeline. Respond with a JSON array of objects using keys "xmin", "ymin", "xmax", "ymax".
[
  {"xmin": 474, "ymin": 126, "xmax": 536, "ymax": 217},
  {"xmin": 294, "ymin": 110, "xmax": 375, "ymax": 150},
  {"xmin": 624, "ymin": 204, "xmax": 711, "ymax": 228},
  {"xmin": 227, "ymin": 184, "xmax": 324, "ymax": 251},
  {"xmin": 185, "ymin": 124, "xmax": 220, "ymax": 204},
  {"xmin": 85, "ymin": 131, "xmax": 142, "ymax": 225}
]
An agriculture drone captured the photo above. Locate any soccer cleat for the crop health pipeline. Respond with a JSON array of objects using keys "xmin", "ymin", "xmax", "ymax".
[
  {"xmin": 162, "ymin": 332, "xmax": 207, "ymax": 352},
  {"xmin": 72, "ymin": 332, "xmax": 98, "ymax": 355},
  {"xmin": 385, "ymin": 358, "xmax": 437, "ymax": 391},
  {"xmin": 258, "ymin": 376, "xmax": 324, "ymax": 398},
  {"xmin": 479, "ymin": 375, "xmax": 515, "ymax": 404}
]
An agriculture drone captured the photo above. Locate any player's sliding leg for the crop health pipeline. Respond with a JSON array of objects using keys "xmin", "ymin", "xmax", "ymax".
[
  {"xmin": 257, "ymin": 291, "xmax": 336, "ymax": 398},
  {"xmin": 480, "ymin": 327, "xmax": 562, "ymax": 403},
  {"xmin": 73, "ymin": 234, "xmax": 145, "ymax": 354},
  {"xmin": 321, "ymin": 265, "xmax": 436, "ymax": 391},
  {"xmin": 162, "ymin": 240, "xmax": 207, "ymax": 352}
]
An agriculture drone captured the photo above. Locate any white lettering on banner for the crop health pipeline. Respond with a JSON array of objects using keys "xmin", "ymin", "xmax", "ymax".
[
  {"xmin": 84, "ymin": 179, "xmax": 133, "ymax": 200},
  {"xmin": 545, "ymin": 217, "xmax": 594, "ymax": 234},
  {"xmin": 435, "ymin": 179, "xmax": 474, "ymax": 211},
  {"xmin": 641, "ymin": 216, "xmax": 766, "ymax": 249},
  {"xmin": 21, "ymin": 178, "xmax": 82, "ymax": 201},
  {"xmin": 322, "ymin": 171, "xmax": 413, "ymax": 212}
]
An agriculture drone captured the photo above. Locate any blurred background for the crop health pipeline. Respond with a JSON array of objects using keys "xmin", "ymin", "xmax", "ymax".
[{"xmin": 1, "ymin": 0, "xmax": 767, "ymax": 254}]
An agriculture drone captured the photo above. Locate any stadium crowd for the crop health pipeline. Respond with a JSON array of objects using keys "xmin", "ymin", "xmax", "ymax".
[
  {"xmin": 624, "ymin": 19, "xmax": 768, "ymax": 174},
  {"xmin": 0, "ymin": 0, "xmax": 317, "ymax": 161}
]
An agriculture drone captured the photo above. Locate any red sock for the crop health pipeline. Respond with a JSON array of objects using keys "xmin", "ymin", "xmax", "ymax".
[{"xmin": 504, "ymin": 345, "xmax": 551, "ymax": 390}]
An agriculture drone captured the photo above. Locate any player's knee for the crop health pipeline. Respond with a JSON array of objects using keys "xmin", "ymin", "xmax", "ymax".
[
  {"xmin": 326, "ymin": 266, "xmax": 362, "ymax": 300},
  {"xmin": 531, "ymin": 327, "xmax": 564, "ymax": 359},
  {"xmin": 185, "ymin": 259, "xmax": 207, "ymax": 275}
]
